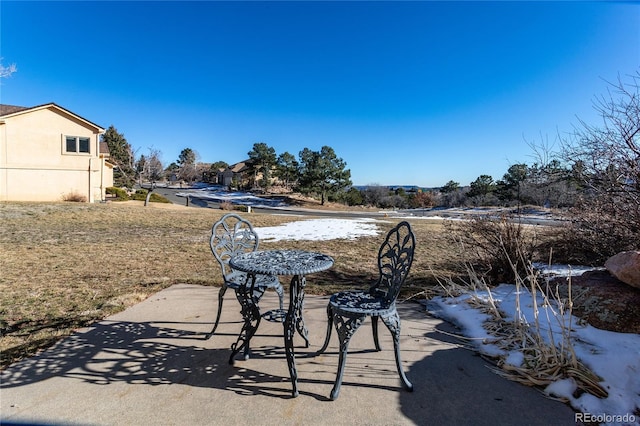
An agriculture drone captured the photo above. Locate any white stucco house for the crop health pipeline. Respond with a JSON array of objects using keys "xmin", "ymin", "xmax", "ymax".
[{"xmin": 0, "ymin": 103, "xmax": 113, "ymax": 203}]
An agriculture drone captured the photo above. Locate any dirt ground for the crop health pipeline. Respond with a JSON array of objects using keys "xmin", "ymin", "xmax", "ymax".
[{"xmin": 550, "ymin": 270, "xmax": 640, "ymax": 334}]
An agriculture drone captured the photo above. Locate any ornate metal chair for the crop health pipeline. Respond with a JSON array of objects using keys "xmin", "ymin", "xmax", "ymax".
[
  {"xmin": 206, "ymin": 213, "xmax": 284, "ymax": 341},
  {"xmin": 318, "ymin": 221, "xmax": 415, "ymax": 400}
]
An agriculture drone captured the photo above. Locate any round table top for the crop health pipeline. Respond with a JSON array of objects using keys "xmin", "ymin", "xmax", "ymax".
[{"xmin": 230, "ymin": 250, "xmax": 334, "ymax": 276}]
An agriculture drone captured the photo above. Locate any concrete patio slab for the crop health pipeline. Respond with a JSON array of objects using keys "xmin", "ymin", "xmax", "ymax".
[{"xmin": 1, "ymin": 284, "xmax": 579, "ymax": 425}]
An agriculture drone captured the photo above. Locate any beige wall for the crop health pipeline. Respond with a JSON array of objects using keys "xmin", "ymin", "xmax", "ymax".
[{"xmin": 0, "ymin": 106, "xmax": 111, "ymax": 202}]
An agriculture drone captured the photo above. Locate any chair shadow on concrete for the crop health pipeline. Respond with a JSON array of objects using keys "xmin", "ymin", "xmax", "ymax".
[
  {"xmin": 0, "ymin": 320, "xmax": 319, "ymax": 399},
  {"xmin": 398, "ymin": 320, "xmax": 579, "ymax": 426},
  {"xmin": 1, "ymin": 321, "xmax": 214, "ymax": 387},
  {"xmin": 0, "ymin": 317, "xmax": 354, "ymax": 401}
]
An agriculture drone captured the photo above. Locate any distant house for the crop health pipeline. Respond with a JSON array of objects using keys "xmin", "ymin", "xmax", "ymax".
[
  {"xmin": 218, "ymin": 161, "xmax": 252, "ymax": 188},
  {"xmin": 217, "ymin": 160, "xmax": 282, "ymax": 190},
  {"xmin": 0, "ymin": 103, "xmax": 113, "ymax": 203}
]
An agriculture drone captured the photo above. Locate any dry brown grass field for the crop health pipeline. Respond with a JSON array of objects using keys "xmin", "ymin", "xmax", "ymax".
[{"xmin": 0, "ymin": 200, "xmax": 461, "ymax": 368}]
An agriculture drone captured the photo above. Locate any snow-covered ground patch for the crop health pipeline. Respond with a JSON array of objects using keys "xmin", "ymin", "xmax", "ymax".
[
  {"xmin": 532, "ymin": 262, "xmax": 606, "ymax": 277},
  {"xmin": 255, "ymin": 218, "xmax": 383, "ymax": 241},
  {"xmin": 428, "ymin": 281, "xmax": 640, "ymax": 425},
  {"xmin": 175, "ymin": 187, "xmax": 289, "ymax": 208}
]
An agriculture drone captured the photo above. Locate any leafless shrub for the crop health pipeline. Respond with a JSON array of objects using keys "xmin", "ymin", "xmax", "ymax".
[
  {"xmin": 361, "ymin": 184, "xmax": 390, "ymax": 206},
  {"xmin": 545, "ymin": 195, "xmax": 640, "ymax": 265},
  {"xmin": 62, "ymin": 192, "xmax": 87, "ymax": 203},
  {"xmin": 444, "ymin": 214, "xmax": 540, "ymax": 285},
  {"xmin": 219, "ymin": 201, "xmax": 234, "ymax": 210}
]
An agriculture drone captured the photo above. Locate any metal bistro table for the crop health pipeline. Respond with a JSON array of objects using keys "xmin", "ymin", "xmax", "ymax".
[{"xmin": 229, "ymin": 249, "xmax": 334, "ymax": 397}]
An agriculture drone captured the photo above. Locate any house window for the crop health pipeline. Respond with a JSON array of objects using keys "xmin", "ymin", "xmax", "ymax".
[{"xmin": 65, "ymin": 136, "xmax": 91, "ymax": 154}]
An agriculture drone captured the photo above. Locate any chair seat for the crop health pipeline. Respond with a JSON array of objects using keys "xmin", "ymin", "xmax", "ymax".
[
  {"xmin": 208, "ymin": 213, "xmax": 286, "ymax": 356},
  {"xmin": 319, "ymin": 221, "xmax": 415, "ymax": 400},
  {"xmin": 225, "ymin": 271, "xmax": 280, "ymax": 289},
  {"xmin": 329, "ymin": 290, "xmax": 395, "ymax": 316}
]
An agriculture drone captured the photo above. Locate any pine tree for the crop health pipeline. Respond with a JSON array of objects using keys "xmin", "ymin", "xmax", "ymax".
[
  {"xmin": 297, "ymin": 146, "xmax": 351, "ymax": 205},
  {"xmin": 102, "ymin": 125, "xmax": 135, "ymax": 187}
]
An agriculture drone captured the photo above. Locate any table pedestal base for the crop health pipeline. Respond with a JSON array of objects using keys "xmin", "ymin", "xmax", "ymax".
[{"xmin": 227, "ymin": 250, "xmax": 334, "ymax": 397}]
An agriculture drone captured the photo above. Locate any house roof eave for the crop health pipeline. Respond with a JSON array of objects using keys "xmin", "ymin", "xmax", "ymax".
[{"xmin": 0, "ymin": 103, "xmax": 105, "ymax": 134}]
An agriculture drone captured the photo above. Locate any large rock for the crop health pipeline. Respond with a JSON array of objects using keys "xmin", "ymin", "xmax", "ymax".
[
  {"xmin": 549, "ymin": 270, "xmax": 640, "ymax": 334},
  {"xmin": 605, "ymin": 251, "xmax": 640, "ymax": 289}
]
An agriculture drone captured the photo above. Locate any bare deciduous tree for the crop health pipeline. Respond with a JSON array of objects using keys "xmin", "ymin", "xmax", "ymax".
[
  {"xmin": 558, "ymin": 71, "xmax": 640, "ymax": 262},
  {"xmin": 0, "ymin": 59, "xmax": 17, "ymax": 78},
  {"xmin": 138, "ymin": 148, "xmax": 164, "ymax": 184},
  {"xmin": 563, "ymin": 72, "xmax": 639, "ymax": 200}
]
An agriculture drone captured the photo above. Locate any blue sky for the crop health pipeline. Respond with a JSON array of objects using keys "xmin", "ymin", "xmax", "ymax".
[{"xmin": 1, "ymin": 1, "xmax": 638, "ymax": 188}]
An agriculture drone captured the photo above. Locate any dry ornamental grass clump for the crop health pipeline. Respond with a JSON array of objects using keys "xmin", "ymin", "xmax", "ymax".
[{"xmin": 435, "ymin": 253, "xmax": 608, "ymax": 401}]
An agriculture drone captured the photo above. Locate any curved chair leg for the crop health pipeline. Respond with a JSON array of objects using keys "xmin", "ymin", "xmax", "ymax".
[
  {"xmin": 330, "ymin": 313, "xmax": 365, "ymax": 400},
  {"xmin": 330, "ymin": 346, "xmax": 349, "ymax": 401},
  {"xmin": 207, "ymin": 285, "xmax": 228, "ymax": 338},
  {"xmin": 381, "ymin": 311, "xmax": 413, "ymax": 392},
  {"xmin": 371, "ymin": 316, "xmax": 381, "ymax": 351},
  {"xmin": 274, "ymin": 283, "xmax": 285, "ymax": 311},
  {"xmin": 229, "ymin": 284, "xmax": 266, "ymax": 362},
  {"xmin": 317, "ymin": 304, "xmax": 334, "ymax": 354}
]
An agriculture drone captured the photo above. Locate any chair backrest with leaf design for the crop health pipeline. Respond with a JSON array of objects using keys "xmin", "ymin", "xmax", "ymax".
[
  {"xmin": 369, "ymin": 221, "xmax": 415, "ymax": 306},
  {"xmin": 210, "ymin": 213, "xmax": 260, "ymax": 279}
]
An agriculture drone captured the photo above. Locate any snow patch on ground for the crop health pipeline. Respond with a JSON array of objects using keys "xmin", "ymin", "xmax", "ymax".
[{"xmin": 255, "ymin": 218, "xmax": 384, "ymax": 241}]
